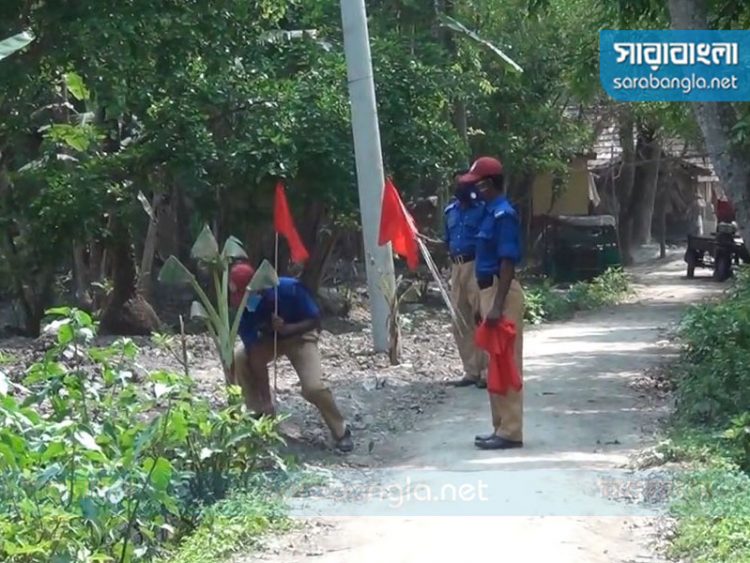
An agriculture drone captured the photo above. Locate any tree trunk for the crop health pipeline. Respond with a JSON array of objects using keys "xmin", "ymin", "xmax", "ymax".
[
  {"xmin": 0, "ymin": 161, "xmax": 55, "ymax": 336},
  {"xmin": 659, "ymin": 202, "xmax": 667, "ymax": 259},
  {"xmin": 301, "ymin": 230, "xmax": 340, "ymax": 294},
  {"xmin": 617, "ymin": 110, "xmax": 636, "ymax": 265},
  {"xmin": 508, "ymin": 173, "xmax": 534, "ymax": 253},
  {"xmin": 2, "ymin": 228, "xmax": 55, "ymax": 336},
  {"xmin": 297, "ymin": 200, "xmax": 335, "ymax": 293},
  {"xmin": 156, "ymin": 184, "xmax": 184, "ymax": 264},
  {"xmin": 100, "ymin": 218, "xmax": 161, "ymax": 335},
  {"xmin": 655, "ymin": 185, "xmax": 668, "ymax": 259},
  {"xmin": 436, "ymin": 0, "xmax": 469, "ymax": 152},
  {"xmin": 631, "ymin": 127, "xmax": 661, "ymax": 246},
  {"xmin": 137, "ymin": 193, "xmax": 163, "ymax": 301},
  {"xmin": 668, "ymin": 0, "xmax": 750, "ymax": 247},
  {"xmin": 73, "ymin": 244, "xmax": 94, "ymax": 310},
  {"xmin": 90, "ymin": 241, "xmax": 104, "ymax": 281}
]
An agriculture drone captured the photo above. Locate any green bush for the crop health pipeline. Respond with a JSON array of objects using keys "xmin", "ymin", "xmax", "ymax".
[
  {"xmin": 667, "ymin": 267, "xmax": 750, "ymax": 562},
  {"xmin": 675, "ymin": 267, "xmax": 750, "ymax": 424},
  {"xmin": 566, "ymin": 267, "xmax": 632, "ymax": 311},
  {"xmin": 523, "ymin": 268, "xmax": 631, "ymax": 325},
  {"xmin": 164, "ymin": 488, "xmax": 289, "ymax": 563},
  {"xmin": 0, "ymin": 308, "xmax": 285, "ymax": 563},
  {"xmin": 524, "ymin": 281, "xmax": 574, "ymax": 324},
  {"xmin": 670, "ymin": 467, "xmax": 750, "ymax": 563}
]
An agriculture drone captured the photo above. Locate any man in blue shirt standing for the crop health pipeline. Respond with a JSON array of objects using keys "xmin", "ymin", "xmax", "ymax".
[
  {"xmin": 458, "ymin": 157, "xmax": 526, "ymax": 450},
  {"xmin": 444, "ymin": 170, "xmax": 488, "ymax": 388},
  {"xmin": 228, "ymin": 262, "xmax": 353, "ymax": 453}
]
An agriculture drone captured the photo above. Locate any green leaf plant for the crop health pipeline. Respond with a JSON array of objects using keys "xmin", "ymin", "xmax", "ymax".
[
  {"xmin": 159, "ymin": 225, "xmax": 278, "ymax": 385},
  {"xmin": 158, "ymin": 225, "xmax": 253, "ymax": 387}
]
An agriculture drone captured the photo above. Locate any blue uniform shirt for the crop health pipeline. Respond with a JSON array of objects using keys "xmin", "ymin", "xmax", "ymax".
[
  {"xmin": 475, "ymin": 195, "xmax": 522, "ymax": 280},
  {"xmin": 238, "ymin": 277, "xmax": 321, "ymax": 349},
  {"xmin": 444, "ymin": 197, "xmax": 485, "ymax": 257}
]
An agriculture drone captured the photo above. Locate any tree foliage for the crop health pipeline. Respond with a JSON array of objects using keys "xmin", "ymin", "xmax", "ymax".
[{"xmin": 0, "ymin": 0, "xmax": 704, "ymax": 330}]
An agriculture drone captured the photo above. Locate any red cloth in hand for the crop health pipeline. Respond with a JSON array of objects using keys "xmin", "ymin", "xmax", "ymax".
[{"xmin": 475, "ymin": 320, "xmax": 522, "ymax": 395}]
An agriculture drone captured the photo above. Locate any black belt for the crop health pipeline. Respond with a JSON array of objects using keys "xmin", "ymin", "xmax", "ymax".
[
  {"xmin": 451, "ymin": 253, "xmax": 475, "ymax": 264},
  {"xmin": 477, "ymin": 277, "xmax": 495, "ymax": 290}
]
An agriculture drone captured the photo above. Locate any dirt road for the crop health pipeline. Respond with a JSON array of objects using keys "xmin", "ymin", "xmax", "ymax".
[{"xmin": 246, "ymin": 253, "xmax": 723, "ymax": 563}]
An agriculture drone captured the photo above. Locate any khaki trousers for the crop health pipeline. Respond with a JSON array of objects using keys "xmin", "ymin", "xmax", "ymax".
[
  {"xmin": 479, "ymin": 279, "xmax": 525, "ymax": 442},
  {"xmin": 231, "ymin": 331, "xmax": 347, "ymax": 439},
  {"xmin": 450, "ymin": 261, "xmax": 487, "ymax": 381}
]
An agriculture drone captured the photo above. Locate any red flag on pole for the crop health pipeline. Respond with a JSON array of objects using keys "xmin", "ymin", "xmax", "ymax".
[
  {"xmin": 378, "ymin": 178, "xmax": 419, "ymax": 270},
  {"xmin": 274, "ymin": 181, "xmax": 309, "ymax": 264}
]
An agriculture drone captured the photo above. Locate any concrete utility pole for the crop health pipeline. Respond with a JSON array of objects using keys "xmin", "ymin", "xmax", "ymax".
[{"xmin": 340, "ymin": 0, "xmax": 396, "ymax": 352}]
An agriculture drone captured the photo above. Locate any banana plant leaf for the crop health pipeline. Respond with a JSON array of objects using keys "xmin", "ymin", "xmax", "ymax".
[
  {"xmin": 190, "ymin": 301, "xmax": 209, "ymax": 320},
  {"xmin": 247, "ymin": 259, "xmax": 279, "ymax": 292},
  {"xmin": 191, "ymin": 225, "xmax": 220, "ymax": 262},
  {"xmin": 0, "ymin": 31, "xmax": 34, "ymax": 62},
  {"xmin": 222, "ymin": 236, "xmax": 248, "ymax": 260},
  {"xmin": 158, "ymin": 256, "xmax": 193, "ymax": 285}
]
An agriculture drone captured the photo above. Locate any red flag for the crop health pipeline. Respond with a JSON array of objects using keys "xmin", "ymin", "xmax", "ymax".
[
  {"xmin": 378, "ymin": 178, "xmax": 419, "ymax": 270},
  {"xmin": 274, "ymin": 181, "xmax": 309, "ymax": 264},
  {"xmin": 475, "ymin": 320, "xmax": 522, "ymax": 395}
]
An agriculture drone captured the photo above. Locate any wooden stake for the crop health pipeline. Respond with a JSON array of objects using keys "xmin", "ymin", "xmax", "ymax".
[
  {"xmin": 273, "ymin": 233, "xmax": 279, "ymax": 394},
  {"xmin": 416, "ymin": 237, "xmax": 465, "ymax": 331}
]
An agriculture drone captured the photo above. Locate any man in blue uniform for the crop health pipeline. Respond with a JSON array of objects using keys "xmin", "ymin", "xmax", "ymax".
[
  {"xmin": 458, "ymin": 157, "xmax": 526, "ymax": 449},
  {"xmin": 444, "ymin": 170, "xmax": 488, "ymax": 388},
  {"xmin": 228, "ymin": 262, "xmax": 353, "ymax": 453}
]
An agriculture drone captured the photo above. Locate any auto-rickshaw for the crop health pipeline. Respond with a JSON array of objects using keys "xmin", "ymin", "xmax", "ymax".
[{"xmin": 541, "ymin": 215, "xmax": 622, "ymax": 283}]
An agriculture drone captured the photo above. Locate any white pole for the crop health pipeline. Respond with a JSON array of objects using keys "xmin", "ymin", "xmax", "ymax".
[{"xmin": 340, "ymin": 0, "xmax": 396, "ymax": 353}]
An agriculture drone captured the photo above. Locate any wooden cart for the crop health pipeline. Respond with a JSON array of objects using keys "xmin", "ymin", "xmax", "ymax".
[{"xmin": 685, "ymin": 224, "xmax": 750, "ymax": 281}]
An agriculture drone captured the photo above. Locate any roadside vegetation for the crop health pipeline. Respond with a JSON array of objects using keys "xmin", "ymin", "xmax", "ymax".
[
  {"xmin": 523, "ymin": 267, "xmax": 632, "ymax": 325},
  {"xmin": 0, "ymin": 308, "xmax": 290, "ymax": 563},
  {"xmin": 660, "ymin": 268, "xmax": 750, "ymax": 563}
]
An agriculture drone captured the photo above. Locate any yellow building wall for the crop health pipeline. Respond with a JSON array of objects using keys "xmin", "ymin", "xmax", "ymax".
[{"xmin": 532, "ymin": 157, "xmax": 590, "ymax": 216}]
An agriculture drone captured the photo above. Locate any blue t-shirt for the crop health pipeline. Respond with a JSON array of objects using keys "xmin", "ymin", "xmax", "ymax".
[
  {"xmin": 474, "ymin": 196, "xmax": 522, "ymax": 280},
  {"xmin": 444, "ymin": 197, "xmax": 485, "ymax": 257},
  {"xmin": 237, "ymin": 277, "xmax": 321, "ymax": 349}
]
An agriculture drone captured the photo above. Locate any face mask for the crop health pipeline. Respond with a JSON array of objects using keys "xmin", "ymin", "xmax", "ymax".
[
  {"xmin": 246, "ymin": 293, "xmax": 262, "ymax": 312},
  {"xmin": 455, "ymin": 184, "xmax": 476, "ymax": 203}
]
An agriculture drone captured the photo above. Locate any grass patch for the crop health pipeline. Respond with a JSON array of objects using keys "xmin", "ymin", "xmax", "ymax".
[
  {"xmin": 0, "ymin": 351, "xmax": 17, "ymax": 366},
  {"xmin": 164, "ymin": 467, "xmax": 337, "ymax": 562},
  {"xmin": 164, "ymin": 488, "xmax": 290, "ymax": 563},
  {"xmin": 664, "ymin": 429, "xmax": 750, "ymax": 563},
  {"xmin": 524, "ymin": 267, "xmax": 631, "ymax": 324},
  {"xmin": 663, "ymin": 267, "xmax": 750, "ymax": 562}
]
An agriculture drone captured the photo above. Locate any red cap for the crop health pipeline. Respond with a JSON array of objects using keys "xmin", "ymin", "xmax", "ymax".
[
  {"xmin": 229, "ymin": 262, "xmax": 255, "ymax": 307},
  {"xmin": 458, "ymin": 157, "xmax": 504, "ymax": 184}
]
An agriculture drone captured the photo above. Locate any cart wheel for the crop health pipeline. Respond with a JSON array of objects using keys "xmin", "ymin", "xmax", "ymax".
[
  {"xmin": 685, "ymin": 251, "xmax": 697, "ymax": 279},
  {"xmin": 714, "ymin": 252, "xmax": 732, "ymax": 282}
]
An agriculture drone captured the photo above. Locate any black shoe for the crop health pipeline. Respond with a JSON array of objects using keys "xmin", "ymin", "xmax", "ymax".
[
  {"xmin": 474, "ymin": 432, "xmax": 495, "ymax": 442},
  {"xmin": 475, "ymin": 435, "xmax": 523, "ymax": 450},
  {"xmin": 475, "ymin": 380, "xmax": 487, "ymax": 389},
  {"xmin": 452, "ymin": 377, "xmax": 479, "ymax": 387},
  {"xmin": 335, "ymin": 426, "xmax": 354, "ymax": 453}
]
